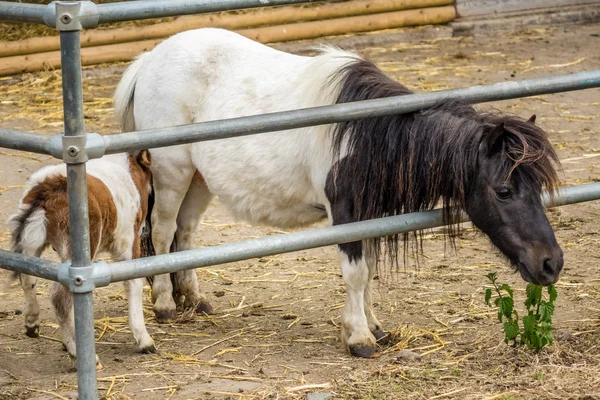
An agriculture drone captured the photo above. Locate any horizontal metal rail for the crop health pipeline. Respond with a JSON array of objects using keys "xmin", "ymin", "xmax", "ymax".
[
  {"xmin": 107, "ymin": 182, "xmax": 600, "ymax": 283},
  {"xmin": 0, "ymin": 128, "xmax": 53, "ymax": 155},
  {"xmin": 102, "ymin": 69, "xmax": 600, "ymax": 153},
  {"xmin": 0, "ymin": 1, "xmax": 45, "ymax": 24},
  {"xmin": 0, "ymin": 249, "xmax": 60, "ymax": 281},
  {"xmin": 1, "ymin": 70, "xmax": 599, "ymax": 157},
  {"xmin": 3, "ymin": 181, "xmax": 599, "ymax": 284},
  {"xmin": 96, "ymin": 0, "xmax": 318, "ymax": 24},
  {"xmin": 0, "ymin": 0, "xmax": 318, "ymax": 25}
]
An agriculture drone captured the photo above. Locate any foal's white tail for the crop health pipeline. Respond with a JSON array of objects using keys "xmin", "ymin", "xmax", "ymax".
[
  {"xmin": 8, "ymin": 204, "xmax": 47, "ymax": 259},
  {"xmin": 114, "ymin": 53, "xmax": 148, "ymax": 132}
]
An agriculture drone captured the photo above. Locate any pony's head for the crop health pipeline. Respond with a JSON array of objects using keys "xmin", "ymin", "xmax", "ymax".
[{"xmin": 466, "ymin": 115, "xmax": 563, "ymax": 286}]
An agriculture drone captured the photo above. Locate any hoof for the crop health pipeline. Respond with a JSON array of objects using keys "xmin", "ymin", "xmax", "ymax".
[
  {"xmin": 349, "ymin": 343, "xmax": 380, "ymax": 358},
  {"xmin": 140, "ymin": 343, "xmax": 157, "ymax": 354},
  {"xmin": 25, "ymin": 326, "xmax": 40, "ymax": 338},
  {"xmin": 154, "ymin": 309, "xmax": 177, "ymax": 323},
  {"xmin": 195, "ymin": 301, "xmax": 213, "ymax": 315},
  {"xmin": 373, "ymin": 329, "xmax": 391, "ymax": 345}
]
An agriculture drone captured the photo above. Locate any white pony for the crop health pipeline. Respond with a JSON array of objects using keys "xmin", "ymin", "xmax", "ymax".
[{"xmin": 114, "ymin": 28, "xmax": 562, "ymax": 357}]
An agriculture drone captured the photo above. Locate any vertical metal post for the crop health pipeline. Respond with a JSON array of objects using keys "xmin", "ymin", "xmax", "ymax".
[{"xmin": 57, "ymin": 2, "xmax": 98, "ymax": 399}]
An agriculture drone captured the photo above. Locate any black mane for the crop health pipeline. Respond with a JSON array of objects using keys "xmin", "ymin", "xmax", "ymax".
[{"xmin": 329, "ymin": 58, "xmax": 560, "ymax": 265}]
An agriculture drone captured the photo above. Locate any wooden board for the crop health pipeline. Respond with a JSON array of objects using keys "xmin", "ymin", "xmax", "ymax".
[{"xmin": 456, "ymin": 0, "xmax": 600, "ymax": 17}]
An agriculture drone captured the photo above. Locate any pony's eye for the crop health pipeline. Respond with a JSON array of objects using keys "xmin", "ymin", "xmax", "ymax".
[{"xmin": 496, "ymin": 187, "xmax": 512, "ymax": 200}]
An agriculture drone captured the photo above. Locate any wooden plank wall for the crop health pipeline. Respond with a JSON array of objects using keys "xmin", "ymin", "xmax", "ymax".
[{"xmin": 456, "ymin": 0, "xmax": 600, "ymax": 17}]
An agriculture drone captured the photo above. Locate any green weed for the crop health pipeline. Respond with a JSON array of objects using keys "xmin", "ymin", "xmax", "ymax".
[{"xmin": 484, "ymin": 273, "xmax": 557, "ymax": 352}]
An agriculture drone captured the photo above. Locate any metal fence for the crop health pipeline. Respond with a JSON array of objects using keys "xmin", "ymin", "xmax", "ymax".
[{"xmin": 1, "ymin": 1, "xmax": 600, "ymax": 398}]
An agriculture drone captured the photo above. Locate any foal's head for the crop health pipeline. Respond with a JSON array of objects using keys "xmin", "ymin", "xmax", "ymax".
[{"xmin": 466, "ymin": 115, "xmax": 563, "ymax": 286}]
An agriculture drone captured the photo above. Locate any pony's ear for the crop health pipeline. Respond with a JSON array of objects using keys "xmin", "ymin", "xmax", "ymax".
[
  {"xmin": 134, "ymin": 149, "xmax": 152, "ymax": 169},
  {"xmin": 480, "ymin": 122, "xmax": 505, "ymax": 156},
  {"xmin": 527, "ymin": 114, "xmax": 536, "ymax": 124}
]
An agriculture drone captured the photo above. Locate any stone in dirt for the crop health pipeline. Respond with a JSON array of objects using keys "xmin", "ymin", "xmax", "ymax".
[{"xmin": 395, "ymin": 349, "xmax": 421, "ymax": 362}]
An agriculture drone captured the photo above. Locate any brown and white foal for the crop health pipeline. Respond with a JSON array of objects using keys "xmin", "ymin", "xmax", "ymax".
[{"xmin": 8, "ymin": 150, "xmax": 156, "ymax": 362}]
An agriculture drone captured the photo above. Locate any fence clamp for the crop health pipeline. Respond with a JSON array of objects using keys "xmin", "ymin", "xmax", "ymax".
[
  {"xmin": 50, "ymin": 133, "xmax": 105, "ymax": 164},
  {"xmin": 58, "ymin": 261, "xmax": 111, "ymax": 293},
  {"xmin": 44, "ymin": 1, "xmax": 99, "ymax": 31}
]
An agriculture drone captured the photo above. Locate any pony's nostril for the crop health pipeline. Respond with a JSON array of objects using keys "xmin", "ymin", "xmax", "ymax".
[{"xmin": 543, "ymin": 258, "xmax": 556, "ymax": 276}]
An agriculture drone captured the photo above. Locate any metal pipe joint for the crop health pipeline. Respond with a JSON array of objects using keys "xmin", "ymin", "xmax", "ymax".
[
  {"xmin": 45, "ymin": 1, "xmax": 99, "ymax": 30},
  {"xmin": 50, "ymin": 132, "xmax": 105, "ymax": 163},
  {"xmin": 57, "ymin": 261, "xmax": 111, "ymax": 293}
]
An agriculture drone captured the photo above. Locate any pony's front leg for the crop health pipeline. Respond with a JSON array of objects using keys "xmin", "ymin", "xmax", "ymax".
[
  {"xmin": 19, "ymin": 274, "xmax": 40, "ymax": 338},
  {"xmin": 339, "ymin": 248, "xmax": 379, "ymax": 358},
  {"xmin": 364, "ymin": 262, "xmax": 386, "ymax": 342}
]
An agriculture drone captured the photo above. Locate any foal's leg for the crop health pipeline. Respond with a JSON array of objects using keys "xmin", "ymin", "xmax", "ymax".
[
  {"xmin": 50, "ymin": 281, "xmax": 76, "ymax": 357},
  {"xmin": 51, "ymin": 227, "xmax": 102, "ymax": 365},
  {"xmin": 18, "ymin": 248, "xmax": 44, "ymax": 338},
  {"xmin": 50, "ymin": 281, "xmax": 101, "ymax": 367},
  {"xmin": 123, "ymin": 277, "xmax": 156, "ymax": 353},
  {"xmin": 149, "ymin": 148, "xmax": 196, "ymax": 322},
  {"xmin": 20, "ymin": 273, "xmax": 40, "ymax": 338},
  {"xmin": 173, "ymin": 174, "xmax": 214, "ymax": 314},
  {"xmin": 122, "ymin": 235, "xmax": 156, "ymax": 353}
]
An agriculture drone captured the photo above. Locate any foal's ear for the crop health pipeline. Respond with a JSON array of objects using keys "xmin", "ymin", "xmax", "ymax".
[
  {"xmin": 480, "ymin": 122, "xmax": 505, "ymax": 156},
  {"xmin": 134, "ymin": 149, "xmax": 152, "ymax": 169},
  {"xmin": 527, "ymin": 114, "xmax": 536, "ymax": 124}
]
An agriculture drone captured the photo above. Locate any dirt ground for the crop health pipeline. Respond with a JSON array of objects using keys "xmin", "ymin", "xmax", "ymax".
[{"xmin": 0, "ymin": 24, "xmax": 599, "ymax": 400}]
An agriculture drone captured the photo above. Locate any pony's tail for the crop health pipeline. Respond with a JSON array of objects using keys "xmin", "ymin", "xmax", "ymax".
[
  {"xmin": 6, "ymin": 200, "xmax": 48, "ymax": 281},
  {"xmin": 114, "ymin": 52, "xmax": 148, "ymax": 132}
]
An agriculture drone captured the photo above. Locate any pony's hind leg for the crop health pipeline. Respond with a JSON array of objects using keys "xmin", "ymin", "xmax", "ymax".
[
  {"xmin": 149, "ymin": 148, "xmax": 196, "ymax": 322},
  {"xmin": 17, "ymin": 247, "xmax": 44, "ymax": 338},
  {"xmin": 173, "ymin": 173, "xmax": 214, "ymax": 314},
  {"xmin": 20, "ymin": 273, "xmax": 40, "ymax": 338}
]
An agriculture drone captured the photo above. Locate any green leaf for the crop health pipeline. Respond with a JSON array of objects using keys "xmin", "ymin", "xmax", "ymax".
[
  {"xmin": 498, "ymin": 297, "xmax": 514, "ymax": 320},
  {"xmin": 538, "ymin": 302, "xmax": 555, "ymax": 323},
  {"xmin": 485, "ymin": 288, "xmax": 493, "ymax": 306},
  {"xmin": 503, "ymin": 319, "xmax": 520, "ymax": 343},
  {"xmin": 542, "ymin": 331, "xmax": 554, "ymax": 346},
  {"xmin": 548, "ymin": 285, "xmax": 558, "ymax": 303},
  {"xmin": 487, "ymin": 272, "xmax": 497, "ymax": 283},
  {"xmin": 540, "ymin": 321, "xmax": 553, "ymax": 331},
  {"xmin": 525, "ymin": 284, "xmax": 542, "ymax": 309},
  {"xmin": 522, "ymin": 312, "xmax": 536, "ymax": 337},
  {"xmin": 501, "ymin": 283, "xmax": 514, "ymax": 299}
]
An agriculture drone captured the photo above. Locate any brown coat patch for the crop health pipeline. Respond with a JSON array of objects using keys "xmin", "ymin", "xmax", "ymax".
[{"xmin": 22, "ymin": 174, "xmax": 117, "ymax": 259}]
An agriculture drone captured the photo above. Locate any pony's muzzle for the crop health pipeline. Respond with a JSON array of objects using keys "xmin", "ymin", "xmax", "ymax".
[
  {"xmin": 520, "ymin": 246, "xmax": 564, "ymax": 286},
  {"xmin": 541, "ymin": 249, "xmax": 564, "ymax": 284}
]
